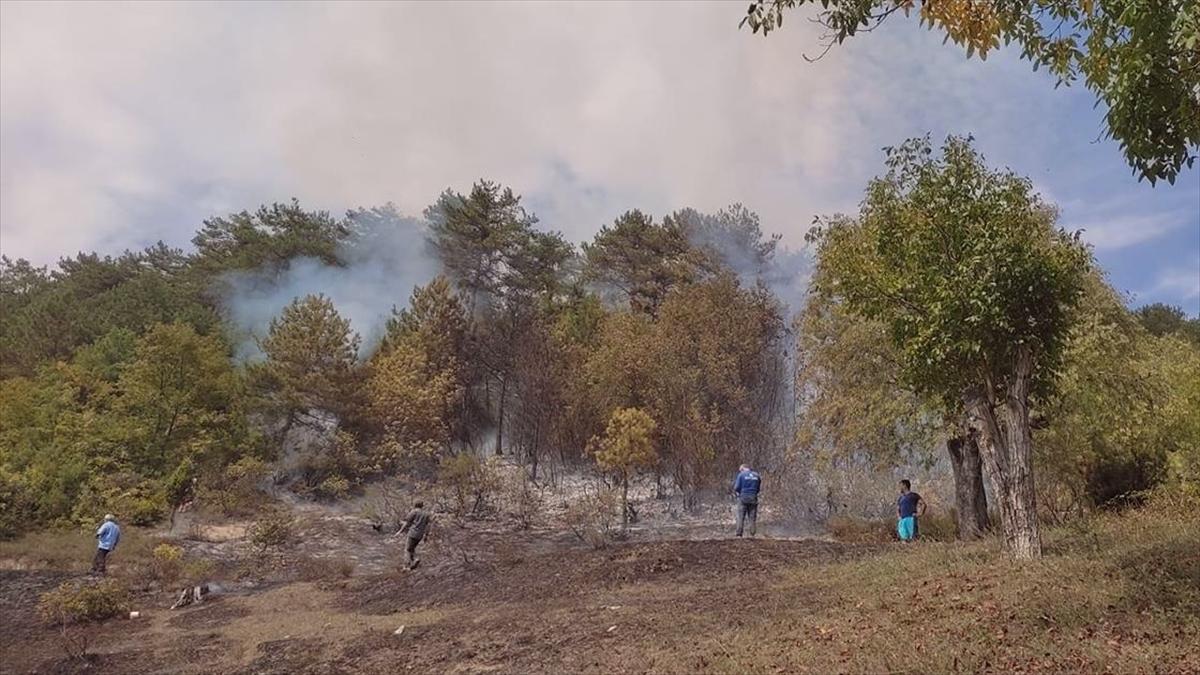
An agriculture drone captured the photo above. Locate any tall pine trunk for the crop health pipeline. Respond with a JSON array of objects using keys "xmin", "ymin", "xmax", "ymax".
[
  {"xmin": 946, "ymin": 431, "xmax": 990, "ymax": 539},
  {"xmin": 494, "ymin": 377, "xmax": 506, "ymax": 456},
  {"xmin": 965, "ymin": 346, "xmax": 1042, "ymax": 559}
]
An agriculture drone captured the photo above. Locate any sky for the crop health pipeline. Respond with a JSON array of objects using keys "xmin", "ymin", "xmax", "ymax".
[{"xmin": 1, "ymin": 1, "xmax": 1197, "ymax": 314}]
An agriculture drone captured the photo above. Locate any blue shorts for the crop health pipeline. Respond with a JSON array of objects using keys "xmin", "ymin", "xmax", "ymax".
[{"xmin": 897, "ymin": 516, "xmax": 918, "ymax": 541}]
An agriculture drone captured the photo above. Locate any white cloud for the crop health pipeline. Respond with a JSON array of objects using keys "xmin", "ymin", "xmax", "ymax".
[
  {"xmin": 1074, "ymin": 212, "xmax": 1187, "ymax": 251},
  {"xmin": 1143, "ymin": 258, "xmax": 1200, "ymax": 308}
]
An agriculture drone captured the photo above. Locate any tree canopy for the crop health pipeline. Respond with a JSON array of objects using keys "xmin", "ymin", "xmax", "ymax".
[
  {"xmin": 809, "ymin": 135, "xmax": 1093, "ymax": 558},
  {"xmin": 741, "ymin": 0, "xmax": 1200, "ymax": 184}
]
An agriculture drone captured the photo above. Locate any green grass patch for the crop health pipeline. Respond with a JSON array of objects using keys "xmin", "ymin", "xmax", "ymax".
[{"xmin": 661, "ymin": 495, "xmax": 1200, "ymax": 673}]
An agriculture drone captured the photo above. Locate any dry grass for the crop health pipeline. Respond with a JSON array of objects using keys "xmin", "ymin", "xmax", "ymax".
[
  {"xmin": 828, "ymin": 512, "xmax": 959, "ymax": 543},
  {"xmin": 0, "ymin": 527, "xmax": 158, "ymax": 573},
  {"xmin": 652, "ymin": 495, "xmax": 1200, "ymax": 673},
  {"xmin": 0, "ymin": 527, "xmax": 220, "ymax": 591},
  {"xmin": 296, "ymin": 554, "xmax": 356, "ymax": 582}
]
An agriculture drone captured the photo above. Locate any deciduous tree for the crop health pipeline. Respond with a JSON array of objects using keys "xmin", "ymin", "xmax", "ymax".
[{"xmin": 810, "ymin": 136, "xmax": 1091, "ymax": 558}]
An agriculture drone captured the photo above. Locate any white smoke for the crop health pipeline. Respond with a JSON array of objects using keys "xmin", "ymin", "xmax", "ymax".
[
  {"xmin": 673, "ymin": 204, "xmax": 813, "ymax": 316},
  {"xmin": 218, "ymin": 206, "xmax": 441, "ymax": 360}
]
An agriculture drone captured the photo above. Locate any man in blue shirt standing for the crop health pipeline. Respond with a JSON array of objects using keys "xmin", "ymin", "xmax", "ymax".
[
  {"xmin": 732, "ymin": 464, "xmax": 762, "ymax": 537},
  {"xmin": 896, "ymin": 480, "xmax": 926, "ymax": 542},
  {"xmin": 92, "ymin": 513, "xmax": 121, "ymax": 575}
]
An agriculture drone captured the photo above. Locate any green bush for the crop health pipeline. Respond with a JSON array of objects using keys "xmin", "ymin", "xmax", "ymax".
[
  {"xmin": 38, "ymin": 580, "xmax": 130, "ymax": 624},
  {"xmin": 0, "ymin": 468, "xmax": 36, "ymax": 540},
  {"xmin": 292, "ymin": 430, "xmax": 368, "ymax": 500},
  {"xmin": 71, "ymin": 473, "xmax": 167, "ymax": 527},
  {"xmin": 197, "ymin": 456, "xmax": 268, "ymax": 516},
  {"xmin": 150, "ymin": 543, "xmax": 184, "ymax": 584}
]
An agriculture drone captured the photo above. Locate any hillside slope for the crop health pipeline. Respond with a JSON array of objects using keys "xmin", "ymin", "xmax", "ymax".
[{"xmin": 2, "ymin": 500, "xmax": 1197, "ymax": 674}]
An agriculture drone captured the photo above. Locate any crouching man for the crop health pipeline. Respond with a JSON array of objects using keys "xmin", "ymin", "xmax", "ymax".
[
  {"xmin": 396, "ymin": 501, "xmax": 432, "ymax": 570},
  {"xmin": 92, "ymin": 513, "xmax": 121, "ymax": 575}
]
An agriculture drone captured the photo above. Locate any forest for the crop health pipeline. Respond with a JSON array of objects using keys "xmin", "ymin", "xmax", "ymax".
[
  {"xmin": 2, "ymin": 135, "xmax": 1198, "ymax": 554},
  {"xmin": 4, "ymin": 1, "xmax": 1200, "ymax": 671}
]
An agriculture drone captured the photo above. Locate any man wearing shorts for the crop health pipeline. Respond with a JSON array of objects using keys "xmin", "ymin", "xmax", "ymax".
[{"xmin": 896, "ymin": 480, "xmax": 926, "ymax": 542}]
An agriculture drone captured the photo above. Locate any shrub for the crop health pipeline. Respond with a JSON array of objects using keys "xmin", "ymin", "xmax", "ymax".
[
  {"xmin": 918, "ymin": 511, "xmax": 958, "ymax": 542},
  {"xmin": 150, "ymin": 543, "xmax": 184, "ymax": 584},
  {"xmin": 71, "ymin": 473, "xmax": 168, "ymax": 527},
  {"xmin": 438, "ymin": 454, "xmax": 499, "ymax": 518},
  {"xmin": 499, "ymin": 470, "xmax": 544, "ymax": 530},
  {"xmin": 292, "ymin": 430, "xmax": 368, "ymax": 499},
  {"xmin": 361, "ymin": 482, "xmax": 410, "ymax": 532},
  {"xmin": 38, "ymin": 580, "xmax": 130, "ymax": 625},
  {"xmin": 314, "ymin": 475, "xmax": 351, "ymax": 501},
  {"xmin": 827, "ymin": 516, "xmax": 892, "ymax": 543},
  {"xmin": 0, "ymin": 468, "xmax": 36, "ymax": 540},
  {"xmin": 198, "ymin": 456, "xmax": 269, "ymax": 516},
  {"xmin": 181, "ymin": 557, "xmax": 217, "ymax": 585},
  {"xmin": 248, "ymin": 510, "xmax": 295, "ymax": 551},
  {"xmin": 564, "ymin": 485, "xmax": 620, "ymax": 548}
]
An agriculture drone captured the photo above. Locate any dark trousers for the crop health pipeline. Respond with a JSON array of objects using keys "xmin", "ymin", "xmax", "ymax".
[
  {"xmin": 91, "ymin": 548, "xmax": 109, "ymax": 574},
  {"xmin": 405, "ymin": 535, "xmax": 423, "ymax": 563},
  {"xmin": 736, "ymin": 500, "xmax": 758, "ymax": 537}
]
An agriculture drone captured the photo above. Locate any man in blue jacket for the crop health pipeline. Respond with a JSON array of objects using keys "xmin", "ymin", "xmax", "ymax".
[
  {"xmin": 92, "ymin": 513, "xmax": 121, "ymax": 575},
  {"xmin": 732, "ymin": 464, "xmax": 762, "ymax": 537}
]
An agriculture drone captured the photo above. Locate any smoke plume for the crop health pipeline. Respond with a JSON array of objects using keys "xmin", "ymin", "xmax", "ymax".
[{"xmin": 218, "ymin": 206, "xmax": 441, "ymax": 360}]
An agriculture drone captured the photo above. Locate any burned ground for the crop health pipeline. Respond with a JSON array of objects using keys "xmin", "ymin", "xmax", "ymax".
[
  {"xmin": 3, "ymin": 536, "xmax": 870, "ymax": 674},
  {"xmin": 342, "ymin": 537, "xmax": 872, "ymax": 614},
  {"xmin": 3, "ymin": 497, "xmax": 1197, "ymax": 674}
]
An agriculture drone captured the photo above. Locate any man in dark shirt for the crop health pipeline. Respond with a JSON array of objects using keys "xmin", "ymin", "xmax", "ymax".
[
  {"xmin": 396, "ymin": 501, "xmax": 432, "ymax": 570},
  {"xmin": 732, "ymin": 464, "xmax": 763, "ymax": 537},
  {"xmin": 896, "ymin": 479, "xmax": 926, "ymax": 542}
]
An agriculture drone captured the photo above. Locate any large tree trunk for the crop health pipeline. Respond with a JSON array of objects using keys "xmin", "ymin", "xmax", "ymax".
[
  {"xmin": 964, "ymin": 346, "xmax": 1042, "ymax": 559},
  {"xmin": 946, "ymin": 431, "xmax": 990, "ymax": 540}
]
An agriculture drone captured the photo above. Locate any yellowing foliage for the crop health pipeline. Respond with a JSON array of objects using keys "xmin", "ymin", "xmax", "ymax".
[
  {"xmin": 590, "ymin": 407, "xmax": 658, "ymax": 527},
  {"xmin": 591, "ymin": 407, "xmax": 658, "ymax": 476}
]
